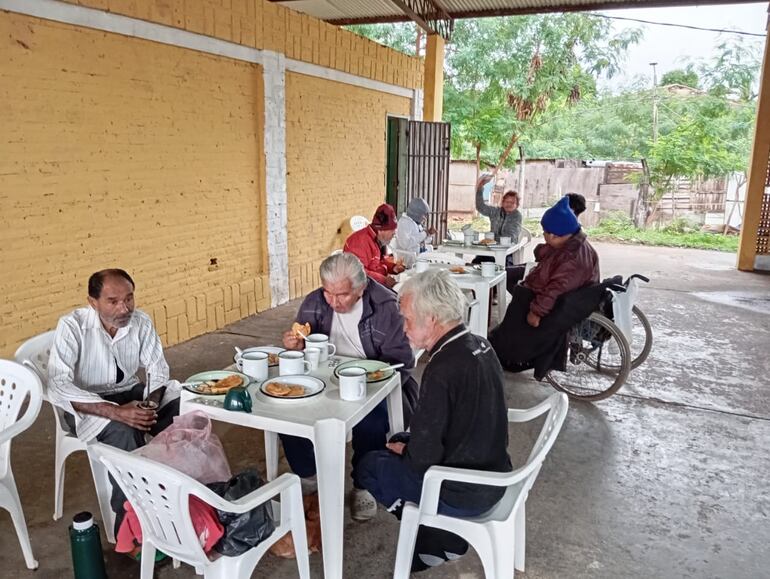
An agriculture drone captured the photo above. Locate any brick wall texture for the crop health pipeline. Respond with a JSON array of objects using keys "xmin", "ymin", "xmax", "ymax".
[{"xmin": 0, "ymin": 2, "xmax": 420, "ymax": 357}]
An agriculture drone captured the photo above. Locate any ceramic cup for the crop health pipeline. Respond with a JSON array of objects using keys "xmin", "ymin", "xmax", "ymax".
[
  {"xmin": 414, "ymin": 261, "xmax": 430, "ymax": 273},
  {"xmin": 304, "ymin": 334, "xmax": 337, "ymax": 362},
  {"xmin": 279, "ymin": 351, "xmax": 311, "ymax": 376},
  {"xmin": 224, "ymin": 387, "xmax": 252, "ymax": 413},
  {"xmin": 338, "ymin": 366, "xmax": 367, "ymax": 401},
  {"xmin": 304, "ymin": 347, "xmax": 321, "ymax": 372},
  {"xmin": 484, "ymin": 231, "xmax": 495, "ymax": 241},
  {"xmin": 481, "ymin": 261, "xmax": 497, "ymax": 278},
  {"xmin": 240, "ymin": 351, "xmax": 269, "ymax": 382},
  {"xmin": 500, "ymin": 236, "xmax": 511, "ymax": 245}
]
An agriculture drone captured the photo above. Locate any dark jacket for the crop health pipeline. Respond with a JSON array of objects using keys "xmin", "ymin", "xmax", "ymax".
[
  {"xmin": 490, "ymin": 278, "xmax": 620, "ymax": 379},
  {"xmin": 404, "ymin": 325, "xmax": 512, "ymax": 511},
  {"xmin": 295, "ymin": 279, "xmax": 418, "ymax": 420},
  {"xmin": 524, "ymin": 230, "xmax": 599, "ymax": 318},
  {"xmin": 476, "ymin": 187, "xmax": 522, "ymax": 242}
]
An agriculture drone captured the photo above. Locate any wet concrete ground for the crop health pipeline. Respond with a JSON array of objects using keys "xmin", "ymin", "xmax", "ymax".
[{"xmin": 1, "ymin": 242, "xmax": 769, "ymax": 578}]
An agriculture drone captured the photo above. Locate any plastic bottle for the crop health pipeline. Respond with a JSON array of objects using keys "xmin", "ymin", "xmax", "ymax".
[{"xmin": 69, "ymin": 511, "xmax": 108, "ymax": 579}]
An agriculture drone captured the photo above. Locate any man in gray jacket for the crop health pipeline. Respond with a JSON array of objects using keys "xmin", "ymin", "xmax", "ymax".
[{"xmin": 280, "ymin": 252, "xmax": 416, "ymax": 521}]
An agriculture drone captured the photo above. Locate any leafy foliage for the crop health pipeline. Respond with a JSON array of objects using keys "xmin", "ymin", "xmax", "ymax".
[{"xmin": 660, "ymin": 68, "xmax": 700, "ymax": 89}]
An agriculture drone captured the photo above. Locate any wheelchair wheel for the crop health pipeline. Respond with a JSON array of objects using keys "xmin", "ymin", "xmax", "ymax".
[
  {"xmin": 629, "ymin": 306, "xmax": 653, "ymax": 369},
  {"xmin": 544, "ymin": 312, "xmax": 631, "ymax": 401}
]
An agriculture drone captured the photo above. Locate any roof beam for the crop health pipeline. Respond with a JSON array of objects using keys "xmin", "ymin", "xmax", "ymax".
[
  {"xmin": 384, "ymin": 0, "xmax": 454, "ymax": 40},
  {"xmin": 328, "ymin": 0, "xmax": 763, "ymax": 25}
]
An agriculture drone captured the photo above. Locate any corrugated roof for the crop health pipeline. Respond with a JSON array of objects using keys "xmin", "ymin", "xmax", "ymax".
[{"xmin": 271, "ymin": 0, "xmax": 761, "ymax": 25}]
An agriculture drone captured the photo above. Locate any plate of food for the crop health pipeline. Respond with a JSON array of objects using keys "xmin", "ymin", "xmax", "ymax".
[
  {"xmin": 183, "ymin": 371, "xmax": 251, "ymax": 396},
  {"xmin": 334, "ymin": 360, "xmax": 397, "ymax": 384},
  {"xmin": 234, "ymin": 346, "xmax": 285, "ymax": 367},
  {"xmin": 259, "ymin": 375, "xmax": 325, "ymax": 402},
  {"xmin": 448, "ymin": 265, "xmax": 469, "ymax": 274},
  {"xmin": 472, "ymin": 238, "xmax": 497, "ymax": 246}
]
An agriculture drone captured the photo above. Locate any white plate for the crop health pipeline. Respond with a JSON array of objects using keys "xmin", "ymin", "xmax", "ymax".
[
  {"xmin": 259, "ymin": 375, "xmax": 325, "ymax": 402},
  {"xmin": 234, "ymin": 346, "xmax": 285, "ymax": 367},
  {"xmin": 334, "ymin": 360, "xmax": 395, "ymax": 384},
  {"xmin": 183, "ymin": 370, "xmax": 251, "ymax": 396}
]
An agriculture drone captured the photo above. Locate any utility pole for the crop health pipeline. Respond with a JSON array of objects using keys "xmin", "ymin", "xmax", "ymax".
[{"xmin": 649, "ymin": 62, "xmax": 659, "ymax": 143}]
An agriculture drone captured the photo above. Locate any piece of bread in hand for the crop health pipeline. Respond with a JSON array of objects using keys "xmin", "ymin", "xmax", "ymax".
[{"xmin": 292, "ymin": 321, "xmax": 311, "ymax": 338}]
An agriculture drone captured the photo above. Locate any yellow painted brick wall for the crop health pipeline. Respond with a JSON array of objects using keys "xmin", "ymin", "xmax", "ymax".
[
  {"xmin": 65, "ymin": 0, "xmax": 424, "ymax": 89},
  {"xmin": 0, "ymin": 12, "xmax": 270, "ymax": 356},
  {"xmin": 284, "ymin": 72, "xmax": 411, "ymax": 299}
]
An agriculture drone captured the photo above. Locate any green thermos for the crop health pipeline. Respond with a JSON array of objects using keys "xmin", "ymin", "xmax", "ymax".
[{"xmin": 69, "ymin": 511, "xmax": 108, "ymax": 579}]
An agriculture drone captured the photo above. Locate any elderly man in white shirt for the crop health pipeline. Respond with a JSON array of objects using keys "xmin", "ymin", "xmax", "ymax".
[{"xmin": 48, "ymin": 268, "xmax": 180, "ymax": 535}]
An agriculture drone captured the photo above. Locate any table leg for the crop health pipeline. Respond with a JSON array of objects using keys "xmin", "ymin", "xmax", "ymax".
[
  {"xmin": 496, "ymin": 275, "xmax": 507, "ymax": 323},
  {"xmin": 471, "ymin": 280, "xmax": 490, "ymax": 336},
  {"xmin": 313, "ymin": 419, "xmax": 347, "ymax": 579},
  {"xmin": 264, "ymin": 431, "xmax": 278, "ymax": 482},
  {"xmin": 386, "ymin": 380, "xmax": 404, "ymax": 437}
]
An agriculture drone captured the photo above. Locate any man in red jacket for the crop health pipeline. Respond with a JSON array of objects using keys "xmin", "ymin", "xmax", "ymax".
[{"xmin": 344, "ymin": 203, "xmax": 405, "ymax": 289}]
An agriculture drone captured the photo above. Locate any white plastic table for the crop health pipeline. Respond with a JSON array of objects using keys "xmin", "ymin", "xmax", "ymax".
[
  {"xmin": 437, "ymin": 238, "xmax": 528, "ymax": 267},
  {"xmin": 179, "ymin": 356, "xmax": 404, "ymax": 579},
  {"xmin": 399, "ymin": 263, "xmax": 506, "ymax": 336}
]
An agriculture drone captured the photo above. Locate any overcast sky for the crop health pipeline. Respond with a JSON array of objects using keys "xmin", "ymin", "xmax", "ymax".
[{"xmin": 597, "ymin": 2, "xmax": 768, "ymax": 90}]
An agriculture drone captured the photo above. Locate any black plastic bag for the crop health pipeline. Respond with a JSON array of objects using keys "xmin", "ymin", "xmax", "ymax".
[{"xmin": 207, "ymin": 469, "xmax": 275, "ymax": 556}]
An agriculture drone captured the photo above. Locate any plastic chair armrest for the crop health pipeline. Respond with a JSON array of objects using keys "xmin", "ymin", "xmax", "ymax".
[
  {"xmin": 507, "ymin": 397, "xmax": 556, "ymax": 423},
  {"xmin": 418, "ymin": 465, "xmax": 520, "ymax": 516},
  {"xmin": 191, "ymin": 473, "xmax": 301, "ymax": 515}
]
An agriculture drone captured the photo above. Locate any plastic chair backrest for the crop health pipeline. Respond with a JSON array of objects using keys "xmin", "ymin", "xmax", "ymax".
[
  {"xmin": 520, "ymin": 226, "xmax": 532, "ymax": 246},
  {"xmin": 0, "ymin": 361, "xmax": 43, "ymax": 472},
  {"xmin": 483, "ymin": 393, "xmax": 569, "ymax": 522},
  {"xmin": 92, "ymin": 443, "xmax": 223, "ymax": 564},
  {"xmin": 14, "ymin": 331, "xmax": 55, "ymax": 389},
  {"xmin": 350, "ymin": 215, "xmax": 369, "ymax": 232}
]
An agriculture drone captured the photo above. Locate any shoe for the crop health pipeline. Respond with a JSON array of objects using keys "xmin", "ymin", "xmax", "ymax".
[{"xmin": 351, "ymin": 488, "xmax": 378, "ymax": 522}]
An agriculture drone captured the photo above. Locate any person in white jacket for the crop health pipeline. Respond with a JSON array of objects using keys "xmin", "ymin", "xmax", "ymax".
[{"xmin": 393, "ymin": 198, "xmax": 437, "ymax": 267}]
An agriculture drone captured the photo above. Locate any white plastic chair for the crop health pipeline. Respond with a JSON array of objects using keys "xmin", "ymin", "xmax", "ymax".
[
  {"xmin": 392, "ymin": 392, "xmax": 569, "ymax": 579},
  {"xmin": 0, "ymin": 360, "xmax": 44, "ymax": 569},
  {"xmin": 14, "ymin": 331, "xmax": 116, "ymax": 542},
  {"xmin": 512, "ymin": 227, "xmax": 533, "ymax": 264},
  {"xmin": 329, "ymin": 248, "xmax": 343, "ymax": 256},
  {"xmin": 91, "ymin": 443, "xmax": 310, "ymax": 579},
  {"xmin": 350, "ymin": 215, "xmax": 370, "ymax": 232}
]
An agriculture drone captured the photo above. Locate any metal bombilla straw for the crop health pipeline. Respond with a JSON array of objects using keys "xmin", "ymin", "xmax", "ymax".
[{"xmin": 144, "ymin": 372, "xmax": 150, "ymax": 405}]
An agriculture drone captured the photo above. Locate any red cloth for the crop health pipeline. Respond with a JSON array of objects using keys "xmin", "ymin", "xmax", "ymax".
[
  {"xmin": 343, "ymin": 226, "xmax": 397, "ymax": 285},
  {"xmin": 116, "ymin": 497, "xmax": 224, "ymax": 554},
  {"xmin": 523, "ymin": 230, "xmax": 600, "ymax": 318}
]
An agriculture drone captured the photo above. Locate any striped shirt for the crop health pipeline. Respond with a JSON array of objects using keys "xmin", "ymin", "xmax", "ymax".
[{"xmin": 48, "ymin": 306, "xmax": 179, "ymax": 441}]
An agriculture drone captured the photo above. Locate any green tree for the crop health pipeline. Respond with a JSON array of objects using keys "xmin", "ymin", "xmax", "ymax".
[
  {"xmin": 346, "ymin": 23, "xmax": 419, "ymax": 55},
  {"xmin": 660, "ymin": 68, "xmax": 700, "ymax": 89},
  {"xmin": 443, "ymin": 15, "xmax": 641, "ymax": 176}
]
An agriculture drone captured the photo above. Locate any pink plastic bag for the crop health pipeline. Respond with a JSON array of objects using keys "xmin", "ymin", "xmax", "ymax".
[{"xmin": 135, "ymin": 411, "xmax": 232, "ymax": 484}]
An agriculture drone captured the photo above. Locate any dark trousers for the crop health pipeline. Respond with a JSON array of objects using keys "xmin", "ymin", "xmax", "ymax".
[
  {"xmin": 65, "ymin": 383, "xmax": 179, "ymax": 536},
  {"xmin": 279, "ymin": 399, "xmax": 389, "ymax": 485},
  {"xmin": 356, "ymin": 449, "xmax": 490, "ymax": 572}
]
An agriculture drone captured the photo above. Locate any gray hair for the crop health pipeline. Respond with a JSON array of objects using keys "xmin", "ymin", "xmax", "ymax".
[
  {"xmin": 320, "ymin": 252, "xmax": 367, "ymax": 289},
  {"xmin": 400, "ymin": 269, "xmax": 465, "ymax": 325}
]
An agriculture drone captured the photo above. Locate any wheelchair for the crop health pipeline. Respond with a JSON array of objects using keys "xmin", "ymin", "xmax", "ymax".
[{"xmin": 544, "ymin": 275, "xmax": 652, "ymax": 402}]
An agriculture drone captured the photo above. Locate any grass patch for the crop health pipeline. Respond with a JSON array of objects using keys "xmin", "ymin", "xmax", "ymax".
[{"xmin": 586, "ymin": 214, "xmax": 739, "ymax": 253}]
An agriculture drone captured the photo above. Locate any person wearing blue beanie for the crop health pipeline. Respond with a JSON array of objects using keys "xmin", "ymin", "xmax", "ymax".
[
  {"xmin": 517, "ymin": 196, "xmax": 599, "ymax": 328},
  {"xmin": 541, "ymin": 196, "xmax": 580, "ymax": 237}
]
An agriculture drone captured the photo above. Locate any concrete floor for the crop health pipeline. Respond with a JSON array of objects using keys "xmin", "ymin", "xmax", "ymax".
[{"xmin": 1, "ymin": 242, "xmax": 769, "ymax": 578}]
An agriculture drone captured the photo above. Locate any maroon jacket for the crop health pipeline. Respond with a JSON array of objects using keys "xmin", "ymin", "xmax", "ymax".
[{"xmin": 523, "ymin": 230, "xmax": 600, "ymax": 318}]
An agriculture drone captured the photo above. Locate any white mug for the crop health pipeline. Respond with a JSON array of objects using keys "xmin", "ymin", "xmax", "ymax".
[
  {"xmin": 414, "ymin": 261, "xmax": 430, "ymax": 273},
  {"xmin": 484, "ymin": 231, "xmax": 495, "ymax": 241},
  {"xmin": 481, "ymin": 262, "xmax": 497, "ymax": 278},
  {"xmin": 304, "ymin": 334, "xmax": 337, "ymax": 362},
  {"xmin": 240, "ymin": 351, "xmax": 269, "ymax": 382},
  {"xmin": 304, "ymin": 347, "xmax": 321, "ymax": 372},
  {"xmin": 338, "ymin": 366, "xmax": 367, "ymax": 401},
  {"xmin": 500, "ymin": 236, "xmax": 511, "ymax": 245},
  {"xmin": 279, "ymin": 351, "xmax": 311, "ymax": 376}
]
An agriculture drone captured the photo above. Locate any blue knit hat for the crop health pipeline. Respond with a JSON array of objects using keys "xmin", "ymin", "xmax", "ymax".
[{"xmin": 541, "ymin": 196, "xmax": 580, "ymax": 236}]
